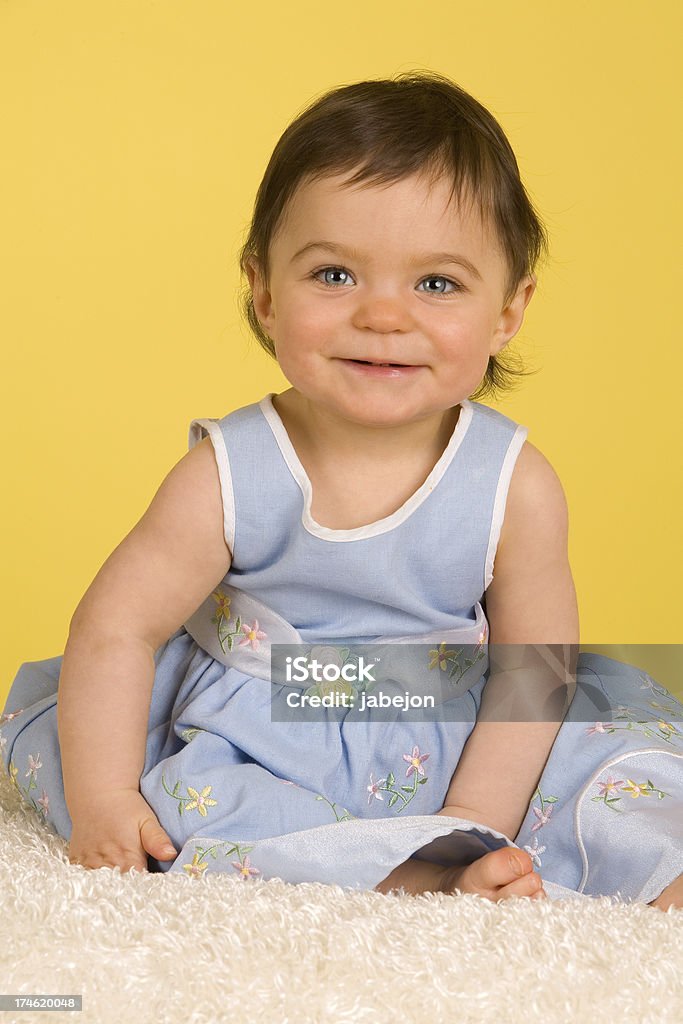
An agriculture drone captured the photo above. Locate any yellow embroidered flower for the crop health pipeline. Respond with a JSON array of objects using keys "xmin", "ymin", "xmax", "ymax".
[
  {"xmin": 185, "ymin": 785, "xmax": 218, "ymax": 817},
  {"xmin": 211, "ymin": 589, "xmax": 232, "ymax": 620},
  {"xmin": 317, "ymin": 678, "xmax": 356, "ymax": 702},
  {"xmin": 8, "ymin": 761, "xmax": 18, "ymax": 787},
  {"xmin": 183, "ymin": 853, "xmax": 209, "ymax": 879},
  {"xmin": 621, "ymin": 779, "xmax": 651, "ymax": 798},
  {"xmin": 428, "ymin": 642, "xmax": 457, "ymax": 671},
  {"xmin": 658, "ymin": 721, "xmax": 677, "ymax": 735}
]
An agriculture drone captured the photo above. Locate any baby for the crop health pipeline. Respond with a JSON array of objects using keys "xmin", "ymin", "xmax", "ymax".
[{"xmin": 3, "ymin": 71, "xmax": 682, "ymax": 908}]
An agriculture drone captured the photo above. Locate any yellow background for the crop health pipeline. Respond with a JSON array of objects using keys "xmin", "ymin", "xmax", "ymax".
[{"xmin": 1, "ymin": 1, "xmax": 681, "ymax": 704}]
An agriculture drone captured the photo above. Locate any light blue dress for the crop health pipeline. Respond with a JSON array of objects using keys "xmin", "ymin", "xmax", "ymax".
[{"xmin": 2, "ymin": 394, "xmax": 682, "ymax": 903}]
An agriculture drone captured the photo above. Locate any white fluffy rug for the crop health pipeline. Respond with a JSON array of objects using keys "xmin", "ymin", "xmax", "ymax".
[{"xmin": 1, "ymin": 772, "xmax": 682, "ymax": 1024}]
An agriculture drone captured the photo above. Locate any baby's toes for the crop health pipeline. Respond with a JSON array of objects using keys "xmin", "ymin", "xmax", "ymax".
[
  {"xmin": 496, "ymin": 868, "xmax": 546, "ymax": 901},
  {"xmin": 453, "ymin": 847, "xmax": 537, "ymax": 897}
]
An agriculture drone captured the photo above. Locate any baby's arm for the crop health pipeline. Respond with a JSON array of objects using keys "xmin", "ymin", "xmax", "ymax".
[
  {"xmin": 58, "ymin": 436, "xmax": 232, "ymax": 870},
  {"xmin": 439, "ymin": 441, "xmax": 579, "ymax": 840}
]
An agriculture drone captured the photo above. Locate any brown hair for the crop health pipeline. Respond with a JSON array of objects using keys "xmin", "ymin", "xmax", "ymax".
[{"xmin": 238, "ymin": 70, "xmax": 549, "ymax": 401}]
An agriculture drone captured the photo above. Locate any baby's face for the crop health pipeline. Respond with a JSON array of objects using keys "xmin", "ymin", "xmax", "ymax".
[{"xmin": 250, "ymin": 168, "xmax": 535, "ymax": 425}]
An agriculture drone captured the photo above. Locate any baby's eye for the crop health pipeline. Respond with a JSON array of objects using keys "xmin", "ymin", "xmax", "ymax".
[
  {"xmin": 418, "ymin": 276, "xmax": 462, "ymax": 296},
  {"xmin": 310, "ymin": 267, "xmax": 354, "ymax": 287},
  {"xmin": 308, "ymin": 267, "xmax": 463, "ymax": 295}
]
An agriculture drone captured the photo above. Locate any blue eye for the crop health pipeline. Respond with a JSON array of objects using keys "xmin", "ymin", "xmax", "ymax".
[
  {"xmin": 309, "ymin": 266, "xmax": 463, "ymax": 296},
  {"xmin": 311, "ymin": 267, "xmax": 352, "ymax": 287},
  {"xmin": 418, "ymin": 276, "xmax": 462, "ymax": 296}
]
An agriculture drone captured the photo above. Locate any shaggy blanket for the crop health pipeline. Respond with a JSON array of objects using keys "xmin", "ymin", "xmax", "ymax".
[{"xmin": 0, "ymin": 772, "xmax": 681, "ymax": 1024}]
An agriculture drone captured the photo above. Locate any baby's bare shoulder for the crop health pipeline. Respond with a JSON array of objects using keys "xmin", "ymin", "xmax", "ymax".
[
  {"xmin": 70, "ymin": 435, "xmax": 232, "ymax": 650},
  {"xmin": 485, "ymin": 439, "xmax": 578, "ymax": 644},
  {"xmin": 507, "ymin": 440, "xmax": 568, "ymax": 514}
]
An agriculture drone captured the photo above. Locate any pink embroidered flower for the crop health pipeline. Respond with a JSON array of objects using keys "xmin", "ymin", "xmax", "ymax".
[
  {"xmin": 0, "ymin": 709, "xmax": 24, "ymax": 724},
  {"xmin": 403, "ymin": 745, "xmax": 430, "ymax": 778},
  {"xmin": 596, "ymin": 776, "xmax": 623, "ymax": 797},
  {"xmin": 232, "ymin": 855, "xmax": 261, "ymax": 880},
  {"xmin": 530, "ymin": 804, "xmax": 554, "ymax": 831},
  {"xmin": 25, "ymin": 754, "xmax": 42, "ymax": 779},
  {"xmin": 367, "ymin": 772, "xmax": 387, "ymax": 803},
  {"xmin": 586, "ymin": 722, "xmax": 610, "ymax": 735},
  {"xmin": 477, "ymin": 625, "xmax": 487, "ymax": 646},
  {"xmin": 37, "ymin": 790, "xmax": 50, "ymax": 816},
  {"xmin": 238, "ymin": 619, "xmax": 268, "ymax": 651}
]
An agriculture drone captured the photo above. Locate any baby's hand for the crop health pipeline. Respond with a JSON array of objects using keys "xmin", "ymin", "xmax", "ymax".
[{"xmin": 67, "ymin": 789, "xmax": 178, "ymax": 873}]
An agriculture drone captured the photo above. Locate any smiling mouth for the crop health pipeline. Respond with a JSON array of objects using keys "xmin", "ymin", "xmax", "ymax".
[{"xmin": 346, "ymin": 359, "xmax": 415, "ymax": 367}]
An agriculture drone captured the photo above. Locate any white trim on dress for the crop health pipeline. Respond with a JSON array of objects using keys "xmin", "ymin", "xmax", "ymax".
[
  {"xmin": 188, "ymin": 418, "xmax": 235, "ymax": 557},
  {"xmin": 259, "ymin": 392, "xmax": 474, "ymax": 543},
  {"xmin": 483, "ymin": 424, "xmax": 528, "ymax": 590}
]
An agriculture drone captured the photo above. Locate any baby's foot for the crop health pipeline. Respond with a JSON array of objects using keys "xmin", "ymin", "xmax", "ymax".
[
  {"xmin": 441, "ymin": 847, "xmax": 546, "ymax": 902},
  {"xmin": 648, "ymin": 872, "xmax": 683, "ymax": 911}
]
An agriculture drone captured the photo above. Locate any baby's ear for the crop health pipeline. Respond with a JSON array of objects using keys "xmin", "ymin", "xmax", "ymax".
[
  {"xmin": 491, "ymin": 276, "xmax": 537, "ymax": 354},
  {"xmin": 248, "ymin": 263, "xmax": 276, "ymax": 333},
  {"xmin": 245, "ymin": 258, "xmax": 260, "ymax": 291}
]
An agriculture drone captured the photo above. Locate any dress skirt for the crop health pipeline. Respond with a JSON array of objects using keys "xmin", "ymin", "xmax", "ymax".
[{"xmin": 2, "ymin": 632, "xmax": 682, "ymax": 904}]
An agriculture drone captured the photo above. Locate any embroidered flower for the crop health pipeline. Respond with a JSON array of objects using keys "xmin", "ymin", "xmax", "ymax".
[
  {"xmin": 37, "ymin": 790, "xmax": 50, "ymax": 816},
  {"xmin": 586, "ymin": 722, "xmax": 610, "ymax": 735},
  {"xmin": 309, "ymin": 646, "xmax": 345, "ymax": 668},
  {"xmin": 367, "ymin": 772, "xmax": 387, "ymax": 803},
  {"xmin": 183, "ymin": 853, "xmax": 209, "ymax": 879},
  {"xmin": 621, "ymin": 779, "xmax": 651, "ymax": 799},
  {"xmin": 231, "ymin": 854, "xmax": 261, "ymax": 880},
  {"xmin": 523, "ymin": 836, "xmax": 546, "ymax": 868},
  {"xmin": 238, "ymin": 619, "xmax": 268, "ymax": 651},
  {"xmin": 427, "ymin": 640, "xmax": 485, "ymax": 685},
  {"xmin": 596, "ymin": 776, "xmax": 624, "ymax": 797},
  {"xmin": 211, "ymin": 589, "xmax": 232, "ymax": 621},
  {"xmin": 530, "ymin": 804, "xmax": 554, "ymax": 832},
  {"xmin": 648, "ymin": 700, "xmax": 678, "ymax": 713},
  {"xmin": 657, "ymin": 721, "xmax": 677, "ymax": 735},
  {"xmin": 0, "ymin": 709, "xmax": 24, "ymax": 725},
  {"xmin": 403, "ymin": 745, "xmax": 430, "ymax": 778},
  {"xmin": 428, "ymin": 643, "xmax": 457, "ymax": 671},
  {"xmin": 316, "ymin": 678, "xmax": 356, "ymax": 703},
  {"xmin": 25, "ymin": 754, "xmax": 42, "ymax": 779},
  {"xmin": 185, "ymin": 785, "xmax": 218, "ymax": 817}
]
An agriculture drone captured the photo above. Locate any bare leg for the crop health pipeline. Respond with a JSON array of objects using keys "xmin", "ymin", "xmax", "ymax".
[{"xmin": 649, "ymin": 872, "xmax": 683, "ymax": 911}]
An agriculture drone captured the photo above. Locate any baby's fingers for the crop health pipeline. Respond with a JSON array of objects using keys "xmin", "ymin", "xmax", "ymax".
[
  {"xmin": 139, "ymin": 814, "xmax": 177, "ymax": 862},
  {"xmin": 68, "ymin": 846, "xmax": 149, "ymax": 873}
]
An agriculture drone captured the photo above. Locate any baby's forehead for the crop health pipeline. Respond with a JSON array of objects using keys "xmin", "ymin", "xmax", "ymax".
[{"xmin": 279, "ymin": 170, "xmax": 497, "ymax": 243}]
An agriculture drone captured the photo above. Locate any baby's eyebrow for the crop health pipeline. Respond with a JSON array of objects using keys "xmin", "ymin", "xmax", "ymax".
[{"xmin": 291, "ymin": 240, "xmax": 482, "ymax": 282}]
